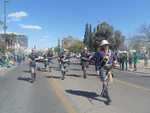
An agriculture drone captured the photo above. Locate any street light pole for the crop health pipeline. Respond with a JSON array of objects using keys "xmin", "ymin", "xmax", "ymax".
[
  {"xmin": 3, "ymin": 0, "xmax": 8, "ymax": 49},
  {"xmin": 4, "ymin": 0, "xmax": 8, "ymax": 34}
]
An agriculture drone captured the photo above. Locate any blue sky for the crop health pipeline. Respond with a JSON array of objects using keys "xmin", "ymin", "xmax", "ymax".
[{"xmin": 0, "ymin": 0, "xmax": 150, "ymax": 48}]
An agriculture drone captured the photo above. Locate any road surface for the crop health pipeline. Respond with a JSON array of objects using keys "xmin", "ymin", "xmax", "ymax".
[
  {"xmin": 0, "ymin": 64, "xmax": 72, "ymax": 113},
  {"xmin": 0, "ymin": 61, "xmax": 150, "ymax": 113}
]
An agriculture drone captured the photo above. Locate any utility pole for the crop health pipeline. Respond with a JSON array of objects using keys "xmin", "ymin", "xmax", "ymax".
[
  {"xmin": 4, "ymin": 0, "xmax": 8, "ymax": 34},
  {"xmin": 58, "ymin": 38, "xmax": 60, "ymax": 54},
  {"xmin": 3, "ymin": 0, "xmax": 8, "ymax": 49}
]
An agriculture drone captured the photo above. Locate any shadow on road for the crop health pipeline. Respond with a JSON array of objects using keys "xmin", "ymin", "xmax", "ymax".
[
  {"xmin": 140, "ymin": 75, "xmax": 150, "ymax": 78},
  {"xmin": 129, "ymin": 71, "xmax": 150, "ymax": 75},
  {"xmin": 17, "ymin": 76, "xmax": 32, "ymax": 83},
  {"xmin": 66, "ymin": 74, "xmax": 81, "ymax": 78},
  {"xmin": 23, "ymin": 70, "xmax": 30, "ymax": 73},
  {"xmin": 45, "ymin": 76, "xmax": 62, "ymax": 79},
  {"xmin": 87, "ymin": 73, "xmax": 98, "ymax": 76},
  {"xmin": 69, "ymin": 68, "xmax": 81, "ymax": 71},
  {"xmin": 37, "ymin": 67, "xmax": 48, "ymax": 72},
  {"xmin": 66, "ymin": 89, "xmax": 106, "ymax": 104}
]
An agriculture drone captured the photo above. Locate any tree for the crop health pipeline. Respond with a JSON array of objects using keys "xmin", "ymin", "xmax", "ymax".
[
  {"xmin": 0, "ymin": 21, "xmax": 4, "ymax": 30},
  {"xmin": 94, "ymin": 22, "xmax": 114, "ymax": 50},
  {"xmin": 69, "ymin": 40, "xmax": 84, "ymax": 53},
  {"xmin": 128, "ymin": 24, "xmax": 150, "ymax": 53},
  {"xmin": 62, "ymin": 36, "xmax": 84, "ymax": 53},
  {"xmin": 83, "ymin": 21, "xmax": 125, "ymax": 51},
  {"xmin": 95, "ymin": 22, "xmax": 113, "ymax": 40},
  {"xmin": 139, "ymin": 24, "xmax": 150, "ymax": 40},
  {"xmin": 54, "ymin": 46, "xmax": 60, "ymax": 54},
  {"xmin": 83, "ymin": 23, "xmax": 93, "ymax": 49},
  {"xmin": 112, "ymin": 30, "xmax": 125, "ymax": 50}
]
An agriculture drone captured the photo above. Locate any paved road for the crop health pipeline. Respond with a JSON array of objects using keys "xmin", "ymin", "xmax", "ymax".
[
  {"xmin": 53, "ymin": 61, "xmax": 150, "ymax": 113},
  {"xmin": 0, "ymin": 64, "xmax": 70, "ymax": 113},
  {"xmin": 0, "ymin": 60, "xmax": 150, "ymax": 113},
  {"xmin": 69, "ymin": 60, "xmax": 150, "ymax": 90},
  {"xmin": 114, "ymin": 69, "xmax": 150, "ymax": 90}
]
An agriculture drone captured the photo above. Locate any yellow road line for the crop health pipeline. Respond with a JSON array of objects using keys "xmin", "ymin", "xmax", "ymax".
[
  {"xmin": 115, "ymin": 79, "xmax": 150, "ymax": 92},
  {"xmin": 48, "ymin": 78, "xmax": 78, "ymax": 113}
]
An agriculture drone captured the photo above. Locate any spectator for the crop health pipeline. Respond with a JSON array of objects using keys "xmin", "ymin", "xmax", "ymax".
[
  {"xmin": 128, "ymin": 52, "xmax": 133, "ymax": 69},
  {"xmin": 144, "ymin": 52, "xmax": 149, "ymax": 67},
  {"xmin": 124, "ymin": 51, "xmax": 128, "ymax": 71},
  {"xmin": 133, "ymin": 52, "xmax": 138, "ymax": 71}
]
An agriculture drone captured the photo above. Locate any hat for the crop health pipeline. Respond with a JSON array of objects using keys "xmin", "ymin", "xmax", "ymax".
[
  {"xmin": 64, "ymin": 49, "xmax": 69, "ymax": 52},
  {"xmin": 84, "ymin": 47, "xmax": 88, "ymax": 50},
  {"xmin": 100, "ymin": 40, "xmax": 110, "ymax": 46}
]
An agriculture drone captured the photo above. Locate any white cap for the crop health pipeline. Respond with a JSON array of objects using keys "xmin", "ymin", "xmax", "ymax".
[
  {"xmin": 64, "ymin": 49, "xmax": 69, "ymax": 52},
  {"xmin": 100, "ymin": 40, "xmax": 110, "ymax": 46},
  {"xmin": 123, "ymin": 51, "xmax": 127, "ymax": 53},
  {"xmin": 84, "ymin": 47, "xmax": 88, "ymax": 50}
]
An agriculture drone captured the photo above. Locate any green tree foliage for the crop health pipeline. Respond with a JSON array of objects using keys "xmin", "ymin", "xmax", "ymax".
[
  {"xmin": 69, "ymin": 41, "xmax": 84, "ymax": 53},
  {"xmin": 83, "ymin": 23, "xmax": 93, "ymax": 50},
  {"xmin": 129, "ymin": 24, "xmax": 150, "ymax": 53},
  {"xmin": 0, "ymin": 40, "xmax": 6, "ymax": 53},
  {"xmin": 83, "ymin": 21, "xmax": 125, "ymax": 51},
  {"xmin": 95, "ymin": 22, "xmax": 113, "ymax": 40},
  {"xmin": 140, "ymin": 24, "xmax": 150, "ymax": 40},
  {"xmin": 112, "ymin": 30, "xmax": 125, "ymax": 50},
  {"xmin": 62, "ymin": 36, "xmax": 84, "ymax": 53},
  {"xmin": 0, "ymin": 20, "xmax": 4, "ymax": 30},
  {"xmin": 54, "ymin": 46, "xmax": 60, "ymax": 53}
]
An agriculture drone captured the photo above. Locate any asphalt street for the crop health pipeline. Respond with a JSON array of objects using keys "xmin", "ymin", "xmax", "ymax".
[
  {"xmin": 0, "ymin": 64, "xmax": 69, "ymax": 113},
  {"xmin": 0, "ymin": 60, "xmax": 150, "ymax": 113},
  {"xmin": 54, "ymin": 59, "xmax": 150, "ymax": 113},
  {"xmin": 113, "ymin": 69, "xmax": 150, "ymax": 90}
]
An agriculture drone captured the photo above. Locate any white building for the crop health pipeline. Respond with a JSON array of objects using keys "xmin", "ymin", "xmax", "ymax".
[{"xmin": 0, "ymin": 32, "xmax": 28, "ymax": 50}]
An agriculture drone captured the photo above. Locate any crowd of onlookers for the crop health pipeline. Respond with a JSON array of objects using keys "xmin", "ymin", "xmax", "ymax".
[
  {"xmin": 116, "ymin": 51, "xmax": 149, "ymax": 71},
  {"xmin": 0, "ymin": 52, "xmax": 26, "ymax": 68}
]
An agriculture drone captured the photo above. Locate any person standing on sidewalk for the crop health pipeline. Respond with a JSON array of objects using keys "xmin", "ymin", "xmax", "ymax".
[
  {"xmin": 121, "ymin": 53, "xmax": 126, "ymax": 70},
  {"xmin": 128, "ymin": 52, "xmax": 133, "ymax": 69},
  {"xmin": 118, "ymin": 53, "xmax": 123, "ymax": 70},
  {"xmin": 124, "ymin": 51, "xmax": 128, "ymax": 71},
  {"xmin": 144, "ymin": 52, "xmax": 149, "ymax": 67},
  {"xmin": 98, "ymin": 40, "xmax": 113, "ymax": 105},
  {"xmin": 133, "ymin": 52, "xmax": 138, "ymax": 71}
]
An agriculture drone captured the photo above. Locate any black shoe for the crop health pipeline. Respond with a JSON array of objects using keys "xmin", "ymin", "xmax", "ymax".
[
  {"xmin": 62, "ymin": 76, "xmax": 65, "ymax": 80},
  {"xmin": 105, "ymin": 99, "xmax": 112, "ymax": 105},
  {"xmin": 30, "ymin": 79, "xmax": 34, "ymax": 83}
]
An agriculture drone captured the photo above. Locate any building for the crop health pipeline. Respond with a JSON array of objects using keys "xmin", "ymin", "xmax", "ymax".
[
  {"xmin": 16, "ymin": 34, "xmax": 28, "ymax": 48},
  {"xmin": 0, "ymin": 32, "xmax": 28, "ymax": 50}
]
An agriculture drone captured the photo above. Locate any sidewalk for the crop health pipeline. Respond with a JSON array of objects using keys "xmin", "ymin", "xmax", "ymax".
[
  {"xmin": 137, "ymin": 60, "xmax": 150, "ymax": 73},
  {"xmin": 50, "ymin": 65, "xmax": 150, "ymax": 113},
  {"xmin": 114, "ymin": 60, "xmax": 150, "ymax": 74},
  {"xmin": 0, "ymin": 65, "xmax": 16, "ymax": 76}
]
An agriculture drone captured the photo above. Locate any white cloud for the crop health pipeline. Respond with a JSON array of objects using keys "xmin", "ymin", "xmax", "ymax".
[
  {"xmin": 8, "ymin": 11, "xmax": 28, "ymax": 20},
  {"xmin": 19, "ymin": 24, "xmax": 42, "ymax": 30}
]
